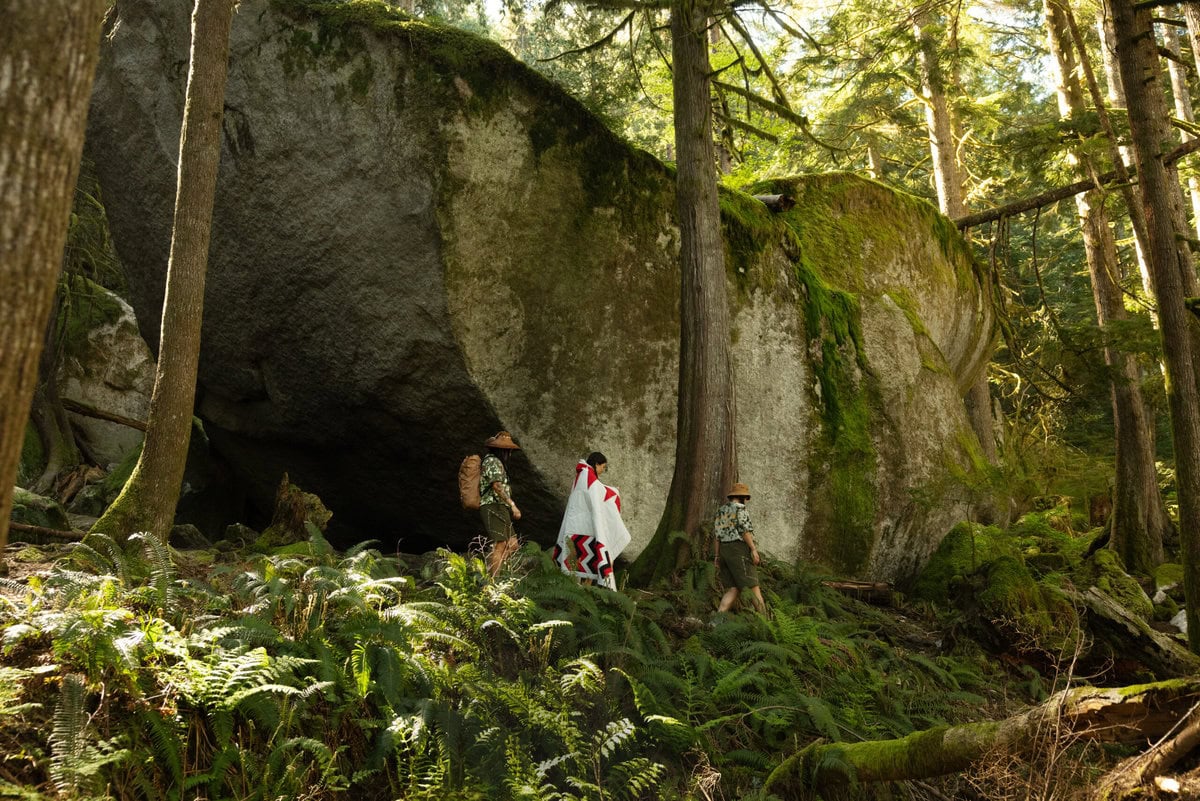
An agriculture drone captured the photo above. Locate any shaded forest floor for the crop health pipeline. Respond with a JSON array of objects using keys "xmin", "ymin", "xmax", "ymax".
[{"xmin": 0, "ymin": 512, "xmax": 1189, "ymax": 800}]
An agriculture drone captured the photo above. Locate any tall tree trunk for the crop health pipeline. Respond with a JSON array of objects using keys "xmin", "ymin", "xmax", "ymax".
[
  {"xmin": 630, "ymin": 0, "xmax": 736, "ymax": 584},
  {"xmin": 914, "ymin": 13, "xmax": 998, "ymax": 465},
  {"xmin": 1098, "ymin": 11, "xmax": 1157, "ymax": 306},
  {"xmin": 91, "ymin": 0, "xmax": 237, "ymax": 542},
  {"xmin": 1163, "ymin": 18, "xmax": 1200, "ymax": 242},
  {"xmin": 1109, "ymin": 0, "xmax": 1200, "ymax": 651},
  {"xmin": 1046, "ymin": 0, "xmax": 1168, "ymax": 574},
  {"xmin": 0, "ymin": 0, "xmax": 107, "ymax": 570}
]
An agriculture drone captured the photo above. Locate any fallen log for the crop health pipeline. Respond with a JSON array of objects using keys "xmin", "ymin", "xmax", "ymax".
[
  {"xmin": 821, "ymin": 579, "xmax": 895, "ymax": 606},
  {"xmin": 764, "ymin": 678, "xmax": 1200, "ymax": 797},
  {"xmin": 60, "ymin": 398, "xmax": 147, "ymax": 432},
  {"xmin": 8, "ymin": 522, "xmax": 85, "ymax": 541},
  {"xmin": 1068, "ymin": 586, "xmax": 1200, "ymax": 679},
  {"xmin": 752, "ymin": 193, "xmax": 796, "ymax": 213}
]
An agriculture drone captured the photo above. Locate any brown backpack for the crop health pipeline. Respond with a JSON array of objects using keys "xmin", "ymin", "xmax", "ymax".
[{"xmin": 458, "ymin": 454, "xmax": 482, "ymax": 510}]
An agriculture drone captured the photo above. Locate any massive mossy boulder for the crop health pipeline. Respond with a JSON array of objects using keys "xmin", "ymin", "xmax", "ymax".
[{"xmin": 84, "ymin": 0, "xmax": 994, "ymax": 580}]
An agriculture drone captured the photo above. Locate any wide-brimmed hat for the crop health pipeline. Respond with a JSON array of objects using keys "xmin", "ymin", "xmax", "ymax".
[
  {"xmin": 727, "ymin": 482, "xmax": 751, "ymax": 499},
  {"xmin": 485, "ymin": 431, "xmax": 521, "ymax": 450}
]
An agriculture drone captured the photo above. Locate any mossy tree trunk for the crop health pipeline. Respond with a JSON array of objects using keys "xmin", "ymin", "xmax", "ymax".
[
  {"xmin": 91, "ymin": 0, "xmax": 237, "ymax": 543},
  {"xmin": 1109, "ymin": 0, "xmax": 1200, "ymax": 652},
  {"xmin": 1044, "ymin": 0, "xmax": 1168, "ymax": 575},
  {"xmin": 765, "ymin": 679, "xmax": 1200, "ymax": 796},
  {"xmin": 31, "ymin": 304, "xmax": 83, "ymax": 495},
  {"xmin": 0, "ymin": 0, "xmax": 108, "ymax": 570},
  {"xmin": 630, "ymin": 0, "xmax": 736, "ymax": 585}
]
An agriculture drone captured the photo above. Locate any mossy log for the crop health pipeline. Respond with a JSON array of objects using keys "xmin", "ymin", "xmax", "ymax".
[
  {"xmin": 1068, "ymin": 587, "xmax": 1200, "ymax": 678},
  {"xmin": 765, "ymin": 679, "xmax": 1200, "ymax": 796}
]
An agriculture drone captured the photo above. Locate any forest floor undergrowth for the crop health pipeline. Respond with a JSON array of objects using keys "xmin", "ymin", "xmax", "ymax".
[{"xmin": 0, "ymin": 514, "xmax": 1184, "ymax": 801}]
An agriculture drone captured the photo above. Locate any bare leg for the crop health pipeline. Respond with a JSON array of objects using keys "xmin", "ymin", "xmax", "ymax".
[
  {"xmin": 718, "ymin": 586, "xmax": 740, "ymax": 612},
  {"xmin": 747, "ymin": 585, "xmax": 766, "ymax": 613},
  {"xmin": 488, "ymin": 537, "xmax": 518, "ymax": 577}
]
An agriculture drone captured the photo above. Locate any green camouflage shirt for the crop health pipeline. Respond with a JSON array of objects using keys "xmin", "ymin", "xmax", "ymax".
[
  {"xmin": 713, "ymin": 501, "xmax": 753, "ymax": 543},
  {"xmin": 480, "ymin": 454, "xmax": 510, "ymax": 507}
]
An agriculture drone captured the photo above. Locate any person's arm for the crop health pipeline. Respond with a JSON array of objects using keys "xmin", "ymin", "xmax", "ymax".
[
  {"xmin": 491, "ymin": 481, "xmax": 521, "ymax": 520},
  {"xmin": 742, "ymin": 530, "xmax": 760, "ymax": 565},
  {"xmin": 739, "ymin": 508, "xmax": 759, "ymax": 565}
]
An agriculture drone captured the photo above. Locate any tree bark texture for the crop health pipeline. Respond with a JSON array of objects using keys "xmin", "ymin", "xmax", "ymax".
[
  {"xmin": 1098, "ymin": 9, "xmax": 1158, "ymax": 308},
  {"xmin": 1109, "ymin": 0, "xmax": 1200, "ymax": 651},
  {"xmin": 0, "ymin": 0, "xmax": 107, "ymax": 567},
  {"xmin": 30, "ymin": 299, "xmax": 84, "ymax": 495},
  {"xmin": 91, "ymin": 0, "xmax": 236, "ymax": 542},
  {"xmin": 914, "ymin": 15, "xmax": 966, "ymax": 220},
  {"xmin": 765, "ymin": 678, "xmax": 1200, "ymax": 795},
  {"xmin": 1046, "ymin": 0, "xmax": 1168, "ymax": 574},
  {"xmin": 631, "ymin": 0, "xmax": 736, "ymax": 584},
  {"xmin": 1163, "ymin": 19, "xmax": 1200, "ymax": 243}
]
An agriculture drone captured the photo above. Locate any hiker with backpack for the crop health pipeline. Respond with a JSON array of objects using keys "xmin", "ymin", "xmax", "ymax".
[
  {"xmin": 477, "ymin": 431, "xmax": 522, "ymax": 576},
  {"xmin": 713, "ymin": 482, "xmax": 766, "ymax": 613}
]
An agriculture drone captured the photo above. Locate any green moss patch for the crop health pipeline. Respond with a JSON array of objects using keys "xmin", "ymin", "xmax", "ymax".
[
  {"xmin": 1076, "ymin": 549, "xmax": 1153, "ymax": 621},
  {"xmin": 10, "ymin": 488, "xmax": 71, "ymax": 532},
  {"xmin": 17, "ymin": 422, "xmax": 44, "ymax": 488},
  {"xmin": 913, "ymin": 522, "xmax": 1014, "ymax": 605}
]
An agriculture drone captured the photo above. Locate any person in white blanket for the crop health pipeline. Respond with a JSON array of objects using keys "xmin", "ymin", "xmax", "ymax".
[{"xmin": 553, "ymin": 452, "xmax": 632, "ymax": 589}]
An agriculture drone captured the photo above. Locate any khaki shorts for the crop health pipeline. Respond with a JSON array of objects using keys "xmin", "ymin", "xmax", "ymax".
[
  {"xmin": 480, "ymin": 502, "xmax": 515, "ymax": 543},
  {"xmin": 718, "ymin": 539, "xmax": 759, "ymax": 589}
]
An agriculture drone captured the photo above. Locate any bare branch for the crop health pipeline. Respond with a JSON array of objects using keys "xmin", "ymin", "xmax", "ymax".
[
  {"xmin": 955, "ymin": 137, "xmax": 1200, "ymax": 228},
  {"xmin": 713, "ymin": 109, "xmax": 779, "ymax": 142},
  {"xmin": 725, "ymin": 10, "xmax": 791, "ymax": 107},
  {"xmin": 539, "ymin": 11, "xmax": 635, "ymax": 61}
]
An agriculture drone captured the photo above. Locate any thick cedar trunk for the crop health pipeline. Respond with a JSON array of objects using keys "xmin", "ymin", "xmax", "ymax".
[
  {"xmin": 0, "ymin": 0, "xmax": 107, "ymax": 569},
  {"xmin": 1109, "ymin": 0, "xmax": 1200, "ymax": 651},
  {"xmin": 1045, "ymin": 0, "xmax": 1168, "ymax": 574},
  {"xmin": 765, "ymin": 678, "xmax": 1200, "ymax": 794},
  {"xmin": 91, "ymin": 0, "xmax": 236, "ymax": 542},
  {"xmin": 630, "ymin": 0, "xmax": 735, "ymax": 584}
]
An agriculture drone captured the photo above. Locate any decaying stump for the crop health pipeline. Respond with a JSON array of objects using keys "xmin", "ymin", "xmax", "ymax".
[
  {"xmin": 258, "ymin": 473, "xmax": 332, "ymax": 548},
  {"xmin": 764, "ymin": 679, "xmax": 1200, "ymax": 797}
]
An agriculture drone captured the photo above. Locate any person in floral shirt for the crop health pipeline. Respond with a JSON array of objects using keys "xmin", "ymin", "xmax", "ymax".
[
  {"xmin": 479, "ymin": 431, "xmax": 521, "ymax": 576},
  {"xmin": 713, "ymin": 482, "xmax": 766, "ymax": 613}
]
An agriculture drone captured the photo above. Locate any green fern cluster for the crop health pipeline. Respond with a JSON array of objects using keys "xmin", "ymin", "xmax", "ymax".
[{"xmin": 0, "ymin": 532, "xmax": 1008, "ymax": 800}]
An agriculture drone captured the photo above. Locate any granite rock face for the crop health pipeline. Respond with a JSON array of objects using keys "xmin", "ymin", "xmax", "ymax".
[
  {"xmin": 85, "ymin": 0, "xmax": 994, "ymax": 580},
  {"xmin": 56, "ymin": 279, "xmax": 155, "ymax": 468}
]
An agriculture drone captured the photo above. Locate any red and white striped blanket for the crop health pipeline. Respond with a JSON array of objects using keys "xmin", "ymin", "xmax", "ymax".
[{"xmin": 552, "ymin": 460, "xmax": 632, "ymax": 589}]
